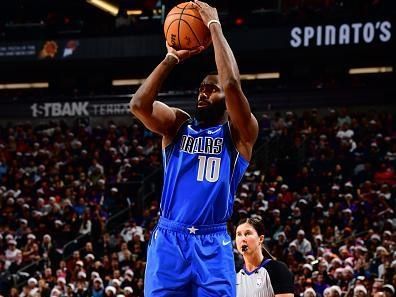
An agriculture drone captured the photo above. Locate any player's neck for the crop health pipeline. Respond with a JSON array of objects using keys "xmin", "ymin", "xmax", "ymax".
[
  {"xmin": 194, "ymin": 112, "xmax": 227, "ymax": 127},
  {"xmin": 244, "ymin": 252, "xmax": 264, "ymax": 273}
]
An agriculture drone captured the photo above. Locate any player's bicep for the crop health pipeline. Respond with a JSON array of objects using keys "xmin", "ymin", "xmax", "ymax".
[
  {"xmin": 232, "ymin": 112, "xmax": 259, "ymax": 145},
  {"xmin": 133, "ymin": 101, "xmax": 177, "ymax": 136},
  {"xmin": 224, "ymin": 84, "xmax": 258, "ymax": 144}
]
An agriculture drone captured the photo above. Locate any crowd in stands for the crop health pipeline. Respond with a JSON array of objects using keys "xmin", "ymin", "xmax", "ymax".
[
  {"xmin": 0, "ymin": 119, "xmax": 161, "ymax": 296},
  {"xmin": 0, "ymin": 106, "xmax": 395, "ymax": 297}
]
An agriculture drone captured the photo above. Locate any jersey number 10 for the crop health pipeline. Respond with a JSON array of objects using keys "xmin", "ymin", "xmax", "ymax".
[{"xmin": 197, "ymin": 156, "xmax": 221, "ymax": 182}]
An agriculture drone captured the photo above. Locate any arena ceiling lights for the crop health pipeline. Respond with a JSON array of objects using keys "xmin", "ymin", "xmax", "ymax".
[
  {"xmin": 112, "ymin": 73, "xmax": 280, "ymax": 86},
  {"xmin": 86, "ymin": 0, "xmax": 119, "ymax": 16},
  {"xmin": 127, "ymin": 10, "xmax": 143, "ymax": 16},
  {"xmin": 0, "ymin": 82, "xmax": 49, "ymax": 89},
  {"xmin": 86, "ymin": 0, "xmax": 144, "ymax": 16},
  {"xmin": 112, "ymin": 79, "xmax": 146, "ymax": 86},
  {"xmin": 348, "ymin": 67, "xmax": 393, "ymax": 75},
  {"xmin": 240, "ymin": 72, "xmax": 280, "ymax": 80}
]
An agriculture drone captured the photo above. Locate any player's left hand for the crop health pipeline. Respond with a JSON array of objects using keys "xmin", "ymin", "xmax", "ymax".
[
  {"xmin": 166, "ymin": 43, "xmax": 204, "ymax": 63},
  {"xmin": 192, "ymin": 0, "xmax": 219, "ymax": 28}
]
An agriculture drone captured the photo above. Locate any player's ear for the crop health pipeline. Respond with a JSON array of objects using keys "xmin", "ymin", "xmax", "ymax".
[{"xmin": 259, "ymin": 235, "xmax": 264, "ymax": 244}]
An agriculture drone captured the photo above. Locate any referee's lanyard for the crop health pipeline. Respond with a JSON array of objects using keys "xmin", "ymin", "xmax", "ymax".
[{"xmin": 262, "ymin": 259, "xmax": 271, "ymax": 267}]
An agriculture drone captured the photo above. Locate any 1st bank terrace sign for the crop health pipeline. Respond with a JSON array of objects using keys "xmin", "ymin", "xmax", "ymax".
[
  {"xmin": 30, "ymin": 101, "xmax": 130, "ymax": 117},
  {"xmin": 290, "ymin": 20, "xmax": 392, "ymax": 48}
]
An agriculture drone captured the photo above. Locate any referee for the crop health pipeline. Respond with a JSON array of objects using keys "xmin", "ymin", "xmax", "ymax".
[{"xmin": 235, "ymin": 217, "xmax": 294, "ymax": 297}]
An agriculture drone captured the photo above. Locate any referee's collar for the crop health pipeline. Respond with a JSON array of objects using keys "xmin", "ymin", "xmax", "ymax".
[{"xmin": 242, "ymin": 258, "xmax": 272, "ymax": 275}]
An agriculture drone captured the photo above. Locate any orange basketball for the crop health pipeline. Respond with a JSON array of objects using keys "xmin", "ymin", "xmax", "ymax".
[{"xmin": 164, "ymin": 2, "xmax": 211, "ymax": 50}]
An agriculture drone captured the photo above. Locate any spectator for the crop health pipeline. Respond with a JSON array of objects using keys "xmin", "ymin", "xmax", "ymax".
[
  {"xmin": 383, "ymin": 285, "xmax": 395, "ymax": 297},
  {"xmin": 4, "ymin": 240, "xmax": 20, "ymax": 269},
  {"xmin": 354, "ymin": 285, "xmax": 368, "ymax": 297},
  {"xmin": 304, "ymin": 287, "xmax": 317, "ymax": 297},
  {"xmin": 91, "ymin": 277, "xmax": 105, "ymax": 296},
  {"xmin": 290, "ymin": 229, "xmax": 313, "ymax": 256}
]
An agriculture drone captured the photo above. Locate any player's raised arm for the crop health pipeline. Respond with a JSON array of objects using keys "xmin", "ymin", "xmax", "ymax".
[
  {"xmin": 193, "ymin": 0, "xmax": 258, "ymax": 160},
  {"xmin": 130, "ymin": 44, "xmax": 203, "ymax": 139}
]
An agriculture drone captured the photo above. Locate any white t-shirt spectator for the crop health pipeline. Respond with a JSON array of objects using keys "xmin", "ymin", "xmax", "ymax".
[
  {"xmin": 121, "ymin": 224, "xmax": 144, "ymax": 242},
  {"xmin": 5, "ymin": 246, "xmax": 21, "ymax": 263},
  {"xmin": 336, "ymin": 129, "xmax": 354, "ymax": 139},
  {"xmin": 79, "ymin": 219, "xmax": 92, "ymax": 235},
  {"xmin": 290, "ymin": 238, "xmax": 312, "ymax": 256}
]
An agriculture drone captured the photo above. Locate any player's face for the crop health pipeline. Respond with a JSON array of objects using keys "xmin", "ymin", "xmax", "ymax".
[
  {"xmin": 235, "ymin": 223, "xmax": 264, "ymax": 255},
  {"xmin": 197, "ymin": 75, "xmax": 225, "ymax": 110}
]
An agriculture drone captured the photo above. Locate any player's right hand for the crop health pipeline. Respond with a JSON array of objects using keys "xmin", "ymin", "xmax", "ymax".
[
  {"xmin": 192, "ymin": 0, "xmax": 219, "ymax": 28},
  {"xmin": 166, "ymin": 43, "xmax": 204, "ymax": 63}
]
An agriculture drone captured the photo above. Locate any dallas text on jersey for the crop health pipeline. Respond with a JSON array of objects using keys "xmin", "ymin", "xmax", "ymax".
[{"xmin": 180, "ymin": 135, "xmax": 224, "ymax": 155}]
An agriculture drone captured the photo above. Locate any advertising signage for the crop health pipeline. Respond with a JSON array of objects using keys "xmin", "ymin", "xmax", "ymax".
[
  {"xmin": 0, "ymin": 19, "xmax": 392, "ymax": 62},
  {"xmin": 290, "ymin": 20, "xmax": 392, "ymax": 48},
  {"xmin": 0, "ymin": 35, "xmax": 163, "ymax": 62},
  {"xmin": 0, "ymin": 100, "xmax": 131, "ymax": 119},
  {"xmin": 30, "ymin": 101, "xmax": 131, "ymax": 118}
]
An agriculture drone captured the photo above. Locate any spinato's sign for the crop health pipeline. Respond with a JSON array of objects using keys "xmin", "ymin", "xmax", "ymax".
[{"xmin": 290, "ymin": 21, "xmax": 392, "ymax": 48}]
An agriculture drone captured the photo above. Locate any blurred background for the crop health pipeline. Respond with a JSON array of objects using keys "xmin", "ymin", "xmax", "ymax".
[
  {"xmin": 0, "ymin": 1, "xmax": 395, "ymax": 297},
  {"xmin": 0, "ymin": 0, "xmax": 394, "ymax": 98}
]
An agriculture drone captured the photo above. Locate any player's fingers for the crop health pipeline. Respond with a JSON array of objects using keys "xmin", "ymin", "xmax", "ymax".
[
  {"xmin": 190, "ymin": 46, "xmax": 205, "ymax": 55},
  {"xmin": 191, "ymin": 1, "xmax": 201, "ymax": 8},
  {"xmin": 194, "ymin": 0, "xmax": 210, "ymax": 8},
  {"xmin": 194, "ymin": 0, "xmax": 212, "ymax": 7},
  {"xmin": 165, "ymin": 43, "xmax": 177, "ymax": 52}
]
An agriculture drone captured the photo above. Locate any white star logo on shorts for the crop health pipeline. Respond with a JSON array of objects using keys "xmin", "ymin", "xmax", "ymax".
[{"xmin": 187, "ymin": 226, "xmax": 198, "ymax": 234}]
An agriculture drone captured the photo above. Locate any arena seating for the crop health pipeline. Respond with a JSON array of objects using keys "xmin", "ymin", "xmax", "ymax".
[{"xmin": 0, "ymin": 107, "xmax": 394, "ymax": 296}]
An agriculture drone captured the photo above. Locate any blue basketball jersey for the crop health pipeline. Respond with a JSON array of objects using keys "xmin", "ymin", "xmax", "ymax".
[{"xmin": 160, "ymin": 119, "xmax": 249, "ymax": 225}]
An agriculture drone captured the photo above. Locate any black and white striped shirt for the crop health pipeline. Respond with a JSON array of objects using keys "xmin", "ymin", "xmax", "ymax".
[{"xmin": 237, "ymin": 259, "xmax": 294, "ymax": 297}]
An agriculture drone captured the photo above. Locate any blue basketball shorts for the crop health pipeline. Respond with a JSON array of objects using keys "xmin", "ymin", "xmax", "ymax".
[{"xmin": 144, "ymin": 216, "xmax": 236, "ymax": 297}]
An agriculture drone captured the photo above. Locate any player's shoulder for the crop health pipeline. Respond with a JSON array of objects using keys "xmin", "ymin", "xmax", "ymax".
[
  {"xmin": 171, "ymin": 107, "xmax": 190, "ymax": 120},
  {"xmin": 162, "ymin": 108, "xmax": 190, "ymax": 146},
  {"xmin": 171, "ymin": 108, "xmax": 191, "ymax": 132}
]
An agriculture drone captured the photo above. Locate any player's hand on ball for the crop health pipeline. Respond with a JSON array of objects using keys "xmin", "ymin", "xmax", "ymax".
[
  {"xmin": 166, "ymin": 43, "xmax": 204, "ymax": 63},
  {"xmin": 192, "ymin": 0, "xmax": 219, "ymax": 28}
]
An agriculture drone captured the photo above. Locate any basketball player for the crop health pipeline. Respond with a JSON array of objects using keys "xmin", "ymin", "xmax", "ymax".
[
  {"xmin": 236, "ymin": 218, "xmax": 294, "ymax": 297},
  {"xmin": 129, "ymin": 0, "xmax": 258, "ymax": 296}
]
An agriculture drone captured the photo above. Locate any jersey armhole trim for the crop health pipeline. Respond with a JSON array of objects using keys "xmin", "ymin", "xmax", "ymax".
[
  {"xmin": 163, "ymin": 116, "xmax": 191, "ymax": 151},
  {"xmin": 162, "ymin": 118, "xmax": 191, "ymax": 169}
]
